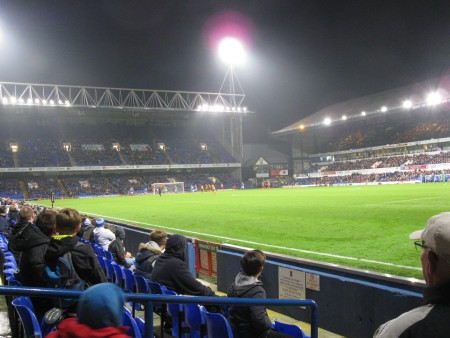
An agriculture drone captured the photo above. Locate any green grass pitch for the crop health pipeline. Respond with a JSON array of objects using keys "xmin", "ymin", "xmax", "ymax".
[{"xmin": 39, "ymin": 184, "xmax": 450, "ymax": 279}]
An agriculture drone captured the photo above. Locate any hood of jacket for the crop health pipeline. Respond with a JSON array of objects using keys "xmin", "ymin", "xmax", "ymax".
[
  {"xmin": 163, "ymin": 234, "xmax": 187, "ymax": 262},
  {"xmin": 44, "ymin": 235, "xmax": 79, "ymax": 261},
  {"xmin": 138, "ymin": 241, "xmax": 161, "ymax": 253},
  {"xmin": 9, "ymin": 220, "xmax": 49, "ymax": 252},
  {"xmin": 228, "ymin": 272, "xmax": 263, "ymax": 297}
]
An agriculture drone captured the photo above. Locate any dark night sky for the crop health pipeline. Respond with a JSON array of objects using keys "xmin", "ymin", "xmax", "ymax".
[{"xmin": 1, "ymin": 1, "xmax": 450, "ymax": 141}]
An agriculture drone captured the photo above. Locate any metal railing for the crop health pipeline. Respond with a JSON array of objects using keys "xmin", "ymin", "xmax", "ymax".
[{"xmin": 0, "ymin": 285, "xmax": 319, "ymax": 338}]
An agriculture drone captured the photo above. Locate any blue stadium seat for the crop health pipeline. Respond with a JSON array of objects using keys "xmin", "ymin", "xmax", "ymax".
[
  {"xmin": 6, "ymin": 275, "xmax": 21, "ymax": 286},
  {"xmin": 111, "ymin": 262, "xmax": 125, "ymax": 289},
  {"xmin": 164, "ymin": 289, "xmax": 188, "ymax": 338},
  {"xmin": 184, "ymin": 303, "xmax": 206, "ymax": 338},
  {"xmin": 123, "ymin": 306, "xmax": 142, "ymax": 338},
  {"xmin": 104, "ymin": 259, "xmax": 115, "ymax": 283},
  {"xmin": 4, "ymin": 261, "xmax": 17, "ymax": 270},
  {"xmin": 105, "ymin": 250, "xmax": 114, "ymax": 261},
  {"xmin": 274, "ymin": 320, "xmax": 309, "ymax": 338},
  {"xmin": 123, "ymin": 268, "xmax": 135, "ymax": 293},
  {"xmin": 202, "ymin": 307, "xmax": 233, "ymax": 338},
  {"xmin": 11, "ymin": 296, "xmax": 42, "ymax": 338}
]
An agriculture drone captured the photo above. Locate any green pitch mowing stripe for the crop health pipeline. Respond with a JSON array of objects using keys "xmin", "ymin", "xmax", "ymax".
[{"xmin": 39, "ymin": 184, "xmax": 450, "ymax": 279}]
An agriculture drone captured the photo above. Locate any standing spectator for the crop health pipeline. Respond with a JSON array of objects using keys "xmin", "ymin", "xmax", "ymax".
[
  {"xmin": 151, "ymin": 234, "xmax": 215, "ymax": 296},
  {"xmin": 8, "ymin": 205, "xmax": 35, "ymax": 262},
  {"xmin": 135, "ymin": 229, "xmax": 167, "ymax": 278},
  {"xmin": 228, "ymin": 250, "xmax": 290, "ymax": 338},
  {"xmin": 374, "ymin": 212, "xmax": 450, "ymax": 337},
  {"xmin": 93, "ymin": 218, "xmax": 116, "ymax": 250},
  {"xmin": 47, "ymin": 283, "xmax": 130, "ymax": 338}
]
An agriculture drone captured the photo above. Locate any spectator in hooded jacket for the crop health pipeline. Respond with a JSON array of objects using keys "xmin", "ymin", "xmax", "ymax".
[
  {"xmin": 0, "ymin": 206, "xmax": 8, "ymax": 233},
  {"xmin": 228, "ymin": 250, "xmax": 290, "ymax": 338},
  {"xmin": 8, "ymin": 205, "xmax": 36, "ymax": 262},
  {"xmin": 47, "ymin": 283, "xmax": 130, "ymax": 338},
  {"xmin": 135, "ymin": 229, "xmax": 167, "ymax": 278},
  {"xmin": 151, "ymin": 234, "xmax": 215, "ymax": 296},
  {"xmin": 108, "ymin": 226, "xmax": 133, "ymax": 268}
]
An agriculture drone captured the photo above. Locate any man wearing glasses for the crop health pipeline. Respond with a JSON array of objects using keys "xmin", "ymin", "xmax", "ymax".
[{"xmin": 374, "ymin": 212, "xmax": 450, "ymax": 337}]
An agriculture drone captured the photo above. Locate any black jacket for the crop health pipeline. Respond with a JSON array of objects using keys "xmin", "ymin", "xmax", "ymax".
[
  {"xmin": 8, "ymin": 219, "xmax": 38, "ymax": 262},
  {"xmin": 227, "ymin": 272, "xmax": 272, "ymax": 338},
  {"xmin": 44, "ymin": 235, "xmax": 107, "ymax": 285},
  {"xmin": 108, "ymin": 238, "xmax": 130, "ymax": 268},
  {"xmin": 0, "ymin": 214, "xmax": 8, "ymax": 232},
  {"xmin": 135, "ymin": 242, "xmax": 162, "ymax": 278},
  {"xmin": 151, "ymin": 234, "xmax": 215, "ymax": 296}
]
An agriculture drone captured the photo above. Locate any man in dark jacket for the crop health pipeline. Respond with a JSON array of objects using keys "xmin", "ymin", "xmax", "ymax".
[
  {"xmin": 0, "ymin": 206, "xmax": 8, "ymax": 233},
  {"xmin": 135, "ymin": 229, "xmax": 167, "ymax": 278},
  {"xmin": 8, "ymin": 205, "xmax": 36, "ymax": 262},
  {"xmin": 108, "ymin": 226, "xmax": 132, "ymax": 268},
  {"xmin": 44, "ymin": 208, "xmax": 107, "ymax": 287},
  {"xmin": 228, "ymin": 250, "xmax": 289, "ymax": 338},
  {"xmin": 151, "ymin": 234, "xmax": 215, "ymax": 296}
]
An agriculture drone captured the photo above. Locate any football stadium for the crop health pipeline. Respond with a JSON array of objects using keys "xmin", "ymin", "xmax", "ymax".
[{"xmin": 2, "ymin": 2, "xmax": 450, "ymax": 338}]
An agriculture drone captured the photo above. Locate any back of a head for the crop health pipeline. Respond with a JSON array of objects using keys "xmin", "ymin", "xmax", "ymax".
[
  {"xmin": 115, "ymin": 226, "xmax": 125, "ymax": 240},
  {"xmin": 150, "ymin": 229, "xmax": 167, "ymax": 246},
  {"xmin": 240, "ymin": 250, "xmax": 266, "ymax": 276},
  {"xmin": 165, "ymin": 234, "xmax": 187, "ymax": 260},
  {"xmin": 19, "ymin": 205, "xmax": 34, "ymax": 221},
  {"xmin": 56, "ymin": 208, "xmax": 81, "ymax": 235},
  {"xmin": 78, "ymin": 283, "xmax": 124, "ymax": 329},
  {"xmin": 35, "ymin": 209, "xmax": 57, "ymax": 237},
  {"xmin": 0, "ymin": 206, "xmax": 6, "ymax": 215}
]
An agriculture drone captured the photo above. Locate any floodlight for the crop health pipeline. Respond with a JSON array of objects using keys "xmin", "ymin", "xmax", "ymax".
[
  {"xmin": 342, "ymin": 115, "xmax": 347, "ymax": 121},
  {"xmin": 27, "ymin": 98, "xmax": 33, "ymax": 104},
  {"xmin": 34, "ymin": 99, "xmax": 40, "ymax": 104},
  {"xmin": 10, "ymin": 97, "xmax": 17, "ymax": 104},
  {"xmin": 243, "ymin": 107, "xmax": 247, "ymax": 112},
  {"xmin": 49, "ymin": 100, "xmax": 55, "ymax": 105},
  {"xmin": 65, "ymin": 100, "xmax": 70, "ymax": 106},
  {"xmin": 218, "ymin": 37, "xmax": 246, "ymax": 65},
  {"xmin": 42, "ymin": 99, "xmax": 47, "ymax": 105},
  {"xmin": 58, "ymin": 100, "xmax": 63, "ymax": 105},
  {"xmin": 197, "ymin": 105, "xmax": 202, "ymax": 111},
  {"xmin": 2, "ymin": 98, "xmax": 8, "ymax": 104},
  {"xmin": 361, "ymin": 111, "xmax": 366, "ymax": 116},
  {"xmin": 18, "ymin": 98, "xmax": 24, "ymax": 104},
  {"xmin": 403, "ymin": 100, "xmax": 412, "ymax": 109},
  {"xmin": 299, "ymin": 124, "xmax": 305, "ymax": 130},
  {"xmin": 323, "ymin": 117, "xmax": 332, "ymax": 126},
  {"xmin": 426, "ymin": 92, "xmax": 442, "ymax": 106},
  {"xmin": 381, "ymin": 106, "xmax": 387, "ymax": 112}
]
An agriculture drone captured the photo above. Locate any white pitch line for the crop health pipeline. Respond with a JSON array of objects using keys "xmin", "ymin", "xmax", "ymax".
[
  {"xmin": 364, "ymin": 196, "xmax": 438, "ymax": 207},
  {"xmin": 82, "ymin": 210, "xmax": 421, "ymax": 271}
]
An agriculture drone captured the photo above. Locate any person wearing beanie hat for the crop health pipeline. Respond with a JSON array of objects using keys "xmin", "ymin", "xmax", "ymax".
[
  {"xmin": 46, "ymin": 283, "xmax": 130, "ymax": 338},
  {"xmin": 93, "ymin": 218, "xmax": 116, "ymax": 250},
  {"xmin": 374, "ymin": 212, "xmax": 450, "ymax": 337},
  {"xmin": 108, "ymin": 226, "xmax": 133, "ymax": 269}
]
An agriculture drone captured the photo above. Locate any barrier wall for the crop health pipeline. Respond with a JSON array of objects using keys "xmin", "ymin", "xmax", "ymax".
[{"xmin": 217, "ymin": 246, "xmax": 424, "ymax": 338}]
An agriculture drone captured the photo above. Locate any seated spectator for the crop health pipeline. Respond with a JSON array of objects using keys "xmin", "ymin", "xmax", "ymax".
[
  {"xmin": 151, "ymin": 234, "xmax": 215, "ymax": 296},
  {"xmin": 374, "ymin": 212, "xmax": 450, "ymax": 337},
  {"xmin": 47, "ymin": 283, "xmax": 130, "ymax": 338},
  {"xmin": 108, "ymin": 226, "xmax": 133, "ymax": 269},
  {"xmin": 93, "ymin": 218, "xmax": 116, "ymax": 250},
  {"xmin": 228, "ymin": 250, "xmax": 290, "ymax": 338},
  {"xmin": 44, "ymin": 208, "xmax": 107, "ymax": 291},
  {"xmin": 80, "ymin": 217, "xmax": 95, "ymax": 242},
  {"xmin": 0, "ymin": 206, "xmax": 8, "ymax": 233},
  {"xmin": 135, "ymin": 229, "xmax": 167, "ymax": 278},
  {"xmin": 8, "ymin": 205, "xmax": 36, "ymax": 262}
]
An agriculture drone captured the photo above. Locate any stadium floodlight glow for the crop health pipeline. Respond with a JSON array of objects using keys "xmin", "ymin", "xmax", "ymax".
[
  {"xmin": 218, "ymin": 37, "xmax": 246, "ymax": 65},
  {"xmin": 58, "ymin": 100, "xmax": 63, "ymax": 105},
  {"xmin": 27, "ymin": 98, "xmax": 33, "ymax": 104},
  {"xmin": 342, "ymin": 115, "xmax": 347, "ymax": 121},
  {"xmin": 403, "ymin": 100, "xmax": 412, "ymax": 109},
  {"xmin": 2, "ymin": 98, "xmax": 8, "ymax": 104},
  {"xmin": 323, "ymin": 117, "xmax": 332, "ymax": 126},
  {"xmin": 299, "ymin": 124, "xmax": 305, "ymax": 130},
  {"xmin": 426, "ymin": 92, "xmax": 442, "ymax": 106},
  {"xmin": 42, "ymin": 99, "xmax": 47, "ymax": 105},
  {"xmin": 65, "ymin": 100, "xmax": 70, "ymax": 106},
  {"xmin": 10, "ymin": 97, "xmax": 17, "ymax": 104},
  {"xmin": 18, "ymin": 98, "xmax": 24, "ymax": 104},
  {"xmin": 243, "ymin": 107, "xmax": 247, "ymax": 112},
  {"xmin": 49, "ymin": 99, "xmax": 55, "ymax": 105},
  {"xmin": 361, "ymin": 111, "xmax": 366, "ymax": 116},
  {"xmin": 381, "ymin": 106, "xmax": 387, "ymax": 112},
  {"xmin": 34, "ymin": 99, "xmax": 40, "ymax": 104}
]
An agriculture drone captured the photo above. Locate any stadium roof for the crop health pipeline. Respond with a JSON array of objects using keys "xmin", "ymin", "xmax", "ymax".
[
  {"xmin": 243, "ymin": 144, "xmax": 290, "ymax": 167},
  {"xmin": 272, "ymin": 74, "xmax": 450, "ymax": 136}
]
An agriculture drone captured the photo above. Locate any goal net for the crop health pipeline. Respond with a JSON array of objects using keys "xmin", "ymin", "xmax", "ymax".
[{"xmin": 151, "ymin": 182, "xmax": 184, "ymax": 194}]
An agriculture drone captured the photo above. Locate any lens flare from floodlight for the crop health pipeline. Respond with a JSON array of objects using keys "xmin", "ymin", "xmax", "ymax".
[
  {"xmin": 299, "ymin": 124, "xmax": 305, "ymax": 130},
  {"xmin": 427, "ymin": 92, "xmax": 442, "ymax": 106},
  {"xmin": 361, "ymin": 111, "xmax": 366, "ymax": 116},
  {"xmin": 342, "ymin": 115, "xmax": 347, "ymax": 121},
  {"xmin": 403, "ymin": 100, "xmax": 412, "ymax": 109},
  {"xmin": 218, "ymin": 37, "xmax": 246, "ymax": 65},
  {"xmin": 323, "ymin": 117, "xmax": 332, "ymax": 126},
  {"xmin": 381, "ymin": 106, "xmax": 387, "ymax": 112}
]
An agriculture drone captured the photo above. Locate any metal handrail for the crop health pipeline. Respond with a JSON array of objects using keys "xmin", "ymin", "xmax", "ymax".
[{"xmin": 0, "ymin": 285, "xmax": 319, "ymax": 338}]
